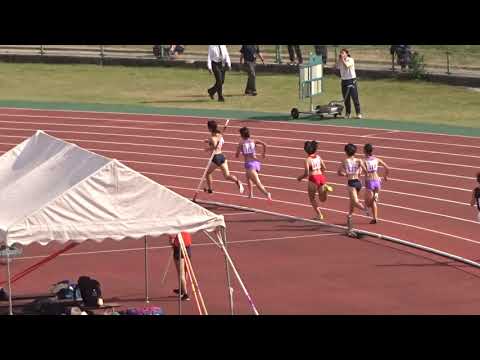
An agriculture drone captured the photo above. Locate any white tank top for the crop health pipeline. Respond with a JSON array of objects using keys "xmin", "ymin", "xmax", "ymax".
[
  {"xmin": 217, "ymin": 136, "xmax": 224, "ymax": 151},
  {"xmin": 241, "ymin": 139, "xmax": 256, "ymax": 156},
  {"xmin": 309, "ymin": 155, "xmax": 321, "ymax": 171},
  {"xmin": 365, "ymin": 156, "xmax": 378, "ymax": 173},
  {"xmin": 345, "ymin": 158, "xmax": 359, "ymax": 175}
]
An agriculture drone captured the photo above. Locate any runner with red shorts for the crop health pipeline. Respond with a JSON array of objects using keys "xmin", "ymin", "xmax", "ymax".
[{"xmin": 297, "ymin": 141, "xmax": 333, "ymax": 220}]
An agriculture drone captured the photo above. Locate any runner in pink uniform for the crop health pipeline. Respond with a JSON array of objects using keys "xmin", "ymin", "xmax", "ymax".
[
  {"xmin": 297, "ymin": 141, "xmax": 333, "ymax": 220},
  {"xmin": 363, "ymin": 144, "xmax": 390, "ymax": 224},
  {"xmin": 235, "ymin": 126, "xmax": 272, "ymax": 201}
]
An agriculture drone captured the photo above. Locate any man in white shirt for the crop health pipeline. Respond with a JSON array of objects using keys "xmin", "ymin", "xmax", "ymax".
[
  {"xmin": 207, "ymin": 45, "xmax": 231, "ymax": 102},
  {"xmin": 336, "ymin": 48, "xmax": 362, "ymax": 119}
]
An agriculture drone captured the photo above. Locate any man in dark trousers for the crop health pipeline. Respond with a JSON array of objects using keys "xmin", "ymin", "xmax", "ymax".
[
  {"xmin": 240, "ymin": 45, "xmax": 265, "ymax": 96},
  {"xmin": 207, "ymin": 45, "xmax": 231, "ymax": 102},
  {"xmin": 287, "ymin": 45, "xmax": 303, "ymax": 65}
]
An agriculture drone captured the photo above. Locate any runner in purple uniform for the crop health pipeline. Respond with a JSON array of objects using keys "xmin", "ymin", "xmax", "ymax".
[
  {"xmin": 363, "ymin": 144, "xmax": 390, "ymax": 224},
  {"xmin": 235, "ymin": 127, "xmax": 272, "ymax": 201}
]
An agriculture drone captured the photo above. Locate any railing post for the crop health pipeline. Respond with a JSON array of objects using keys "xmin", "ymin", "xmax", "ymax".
[
  {"xmin": 100, "ymin": 45, "xmax": 105, "ymax": 66},
  {"xmin": 391, "ymin": 52, "xmax": 395, "ymax": 72},
  {"xmin": 40, "ymin": 45, "xmax": 44, "ymax": 56},
  {"xmin": 446, "ymin": 51, "xmax": 451, "ymax": 75},
  {"xmin": 160, "ymin": 45, "xmax": 165, "ymax": 59},
  {"xmin": 275, "ymin": 45, "xmax": 282, "ymax": 64}
]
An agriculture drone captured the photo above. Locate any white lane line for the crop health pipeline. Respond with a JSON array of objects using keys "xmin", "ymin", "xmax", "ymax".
[
  {"xmin": 82, "ymin": 147, "xmax": 474, "ymax": 192},
  {"xmin": 14, "ymin": 233, "xmax": 337, "ymax": 261},
  {"xmin": 2, "ymin": 106, "xmax": 480, "ymax": 140},
  {"xmin": 135, "ymin": 168, "xmax": 478, "ymax": 225},
  {"xmin": 361, "ymin": 130, "xmax": 400, "ymax": 138},
  {"xmin": 0, "ymin": 131, "xmax": 477, "ymax": 174},
  {"xmin": 4, "ymin": 116, "xmax": 480, "ymax": 151},
  {"xmin": 0, "ymin": 140, "xmax": 473, "ymax": 191},
  {"xmin": 1, "ymin": 125, "xmax": 479, "ymax": 161},
  {"xmin": 169, "ymin": 184, "xmax": 480, "ymax": 246}
]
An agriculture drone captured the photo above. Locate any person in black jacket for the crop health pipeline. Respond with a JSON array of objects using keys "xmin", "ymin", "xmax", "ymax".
[
  {"xmin": 390, "ymin": 45, "xmax": 412, "ymax": 71},
  {"xmin": 314, "ymin": 45, "xmax": 328, "ymax": 64},
  {"xmin": 240, "ymin": 45, "xmax": 265, "ymax": 96},
  {"xmin": 287, "ymin": 45, "xmax": 303, "ymax": 65}
]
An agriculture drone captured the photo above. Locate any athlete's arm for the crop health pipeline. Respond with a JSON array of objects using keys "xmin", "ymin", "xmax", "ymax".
[
  {"xmin": 471, "ymin": 189, "xmax": 477, "ymax": 207},
  {"xmin": 377, "ymin": 158, "xmax": 390, "ymax": 181},
  {"xmin": 320, "ymin": 159, "xmax": 327, "ymax": 172},
  {"xmin": 337, "ymin": 162, "xmax": 346, "ymax": 177},
  {"xmin": 255, "ymin": 140, "xmax": 267, "ymax": 158},
  {"xmin": 359, "ymin": 159, "xmax": 367, "ymax": 176},
  {"xmin": 298, "ymin": 158, "xmax": 310, "ymax": 182},
  {"xmin": 235, "ymin": 143, "xmax": 242, "ymax": 158},
  {"xmin": 205, "ymin": 137, "xmax": 215, "ymax": 151}
]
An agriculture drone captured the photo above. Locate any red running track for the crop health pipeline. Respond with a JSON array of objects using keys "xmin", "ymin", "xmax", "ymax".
[{"xmin": 0, "ymin": 108, "xmax": 479, "ymax": 314}]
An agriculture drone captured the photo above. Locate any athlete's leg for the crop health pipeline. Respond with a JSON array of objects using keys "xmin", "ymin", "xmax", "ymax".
[
  {"xmin": 220, "ymin": 161, "xmax": 244, "ymax": 193},
  {"xmin": 308, "ymin": 182, "xmax": 323, "ymax": 219},
  {"xmin": 246, "ymin": 172, "xmax": 254, "ymax": 198},
  {"xmin": 349, "ymin": 186, "xmax": 365, "ymax": 212},
  {"xmin": 248, "ymin": 169, "xmax": 271, "ymax": 200},
  {"xmin": 205, "ymin": 163, "xmax": 217, "ymax": 192}
]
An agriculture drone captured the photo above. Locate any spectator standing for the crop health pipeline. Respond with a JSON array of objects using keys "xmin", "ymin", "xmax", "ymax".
[
  {"xmin": 390, "ymin": 45, "xmax": 412, "ymax": 71},
  {"xmin": 207, "ymin": 45, "xmax": 231, "ymax": 102},
  {"xmin": 314, "ymin": 45, "xmax": 328, "ymax": 65},
  {"xmin": 287, "ymin": 45, "xmax": 303, "ymax": 65},
  {"xmin": 240, "ymin": 45, "xmax": 265, "ymax": 96},
  {"xmin": 335, "ymin": 48, "xmax": 363, "ymax": 119}
]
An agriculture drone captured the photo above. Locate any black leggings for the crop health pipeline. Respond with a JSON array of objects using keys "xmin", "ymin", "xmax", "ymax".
[{"xmin": 342, "ymin": 79, "xmax": 361, "ymax": 115}]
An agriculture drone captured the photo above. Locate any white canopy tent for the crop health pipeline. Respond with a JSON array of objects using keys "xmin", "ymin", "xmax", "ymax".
[{"xmin": 0, "ymin": 130, "xmax": 257, "ymax": 315}]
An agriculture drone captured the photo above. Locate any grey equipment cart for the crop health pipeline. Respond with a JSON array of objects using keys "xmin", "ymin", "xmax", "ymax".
[{"xmin": 290, "ymin": 54, "xmax": 346, "ymax": 120}]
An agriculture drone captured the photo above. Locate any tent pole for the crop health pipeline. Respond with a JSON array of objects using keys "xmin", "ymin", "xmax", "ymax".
[
  {"xmin": 177, "ymin": 233, "xmax": 183, "ymax": 316},
  {"xmin": 6, "ymin": 250, "xmax": 13, "ymax": 315},
  {"xmin": 144, "ymin": 235, "xmax": 150, "ymax": 303},
  {"xmin": 221, "ymin": 228, "xmax": 234, "ymax": 315}
]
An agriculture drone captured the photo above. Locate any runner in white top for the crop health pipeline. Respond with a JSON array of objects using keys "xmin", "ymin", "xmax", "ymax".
[
  {"xmin": 204, "ymin": 120, "xmax": 244, "ymax": 195},
  {"xmin": 363, "ymin": 144, "xmax": 390, "ymax": 224},
  {"xmin": 337, "ymin": 143, "xmax": 367, "ymax": 220},
  {"xmin": 235, "ymin": 126, "xmax": 271, "ymax": 201}
]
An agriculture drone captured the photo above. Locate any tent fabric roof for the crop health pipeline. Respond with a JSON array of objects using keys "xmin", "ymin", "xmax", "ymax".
[{"xmin": 0, "ymin": 131, "xmax": 225, "ymax": 246}]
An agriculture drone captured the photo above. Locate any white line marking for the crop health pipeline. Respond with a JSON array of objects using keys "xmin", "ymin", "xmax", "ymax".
[
  {"xmin": 14, "ymin": 233, "xmax": 337, "ymax": 261},
  {"xmin": 135, "ymin": 168, "xmax": 478, "ymax": 225},
  {"xmin": 3, "ymin": 114, "xmax": 480, "ymax": 150},
  {"xmin": 1, "ymin": 124, "xmax": 479, "ymax": 161},
  {"xmin": 169, "ymin": 184, "xmax": 480, "ymax": 246},
  {"xmin": 2, "ymin": 106, "xmax": 480, "ymax": 140},
  {"xmin": 0, "ymin": 131, "xmax": 477, "ymax": 175},
  {"xmin": 361, "ymin": 130, "xmax": 400, "ymax": 138}
]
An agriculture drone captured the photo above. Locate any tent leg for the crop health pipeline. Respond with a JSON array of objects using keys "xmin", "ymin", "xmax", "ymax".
[
  {"xmin": 221, "ymin": 228, "xmax": 234, "ymax": 315},
  {"xmin": 177, "ymin": 234, "xmax": 182, "ymax": 315},
  {"xmin": 6, "ymin": 252, "xmax": 13, "ymax": 315},
  {"xmin": 144, "ymin": 235, "xmax": 150, "ymax": 303}
]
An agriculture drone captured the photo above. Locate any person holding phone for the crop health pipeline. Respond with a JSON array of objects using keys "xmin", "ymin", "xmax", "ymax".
[{"xmin": 336, "ymin": 48, "xmax": 363, "ymax": 119}]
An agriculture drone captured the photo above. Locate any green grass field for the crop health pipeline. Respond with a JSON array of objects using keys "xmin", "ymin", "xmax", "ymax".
[{"xmin": 0, "ymin": 62, "xmax": 479, "ymax": 128}]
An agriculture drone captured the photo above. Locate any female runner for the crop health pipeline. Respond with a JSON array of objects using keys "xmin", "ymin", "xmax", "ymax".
[
  {"xmin": 297, "ymin": 140, "xmax": 333, "ymax": 220},
  {"xmin": 204, "ymin": 120, "xmax": 244, "ymax": 194},
  {"xmin": 363, "ymin": 143, "xmax": 390, "ymax": 224},
  {"xmin": 337, "ymin": 143, "xmax": 367, "ymax": 221},
  {"xmin": 471, "ymin": 172, "xmax": 480, "ymax": 223},
  {"xmin": 235, "ymin": 126, "xmax": 272, "ymax": 201}
]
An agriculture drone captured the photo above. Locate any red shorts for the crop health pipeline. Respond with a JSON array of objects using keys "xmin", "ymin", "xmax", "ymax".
[{"xmin": 308, "ymin": 174, "xmax": 326, "ymax": 186}]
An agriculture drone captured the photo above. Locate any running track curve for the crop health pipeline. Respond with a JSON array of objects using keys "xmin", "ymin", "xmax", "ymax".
[{"xmin": 0, "ymin": 107, "xmax": 478, "ymax": 265}]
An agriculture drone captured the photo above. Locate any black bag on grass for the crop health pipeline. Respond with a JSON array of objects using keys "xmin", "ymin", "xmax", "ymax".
[{"xmin": 77, "ymin": 276, "xmax": 102, "ymax": 307}]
